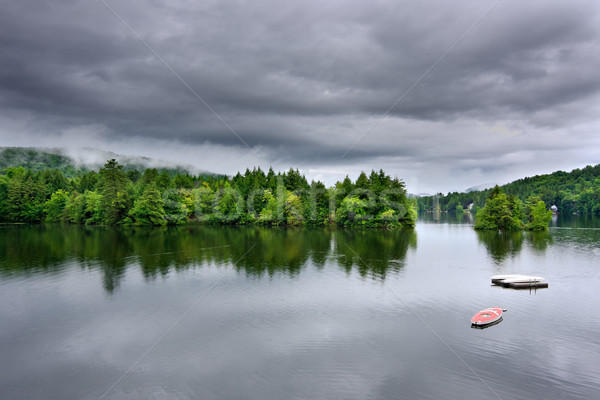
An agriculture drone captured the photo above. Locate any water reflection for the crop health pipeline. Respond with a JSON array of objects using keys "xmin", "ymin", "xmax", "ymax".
[
  {"xmin": 334, "ymin": 229, "xmax": 417, "ymax": 279},
  {"xmin": 527, "ymin": 231, "xmax": 553, "ymax": 253},
  {"xmin": 476, "ymin": 230, "xmax": 553, "ymax": 264},
  {"xmin": 419, "ymin": 211, "xmax": 473, "ymax": 224},
  {"xmin": 551, "ymin": 213, "xmax": 600, "ymax": 228},
  {"xmin": 0, "ymin": 225, "xmax": 417, "ymax": 292},
  {"xmin": 476, "ymin": 230, "xmax": 524, "ymax": 264}
]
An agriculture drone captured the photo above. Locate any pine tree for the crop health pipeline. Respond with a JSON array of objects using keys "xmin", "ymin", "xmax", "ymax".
[
  {"xmin": 129, "ymin": 182, "xmax": 166, "ymax": 226},
  {"xmin": 98, "ymin": 159, "xmax": 131, "ymax": 224}
]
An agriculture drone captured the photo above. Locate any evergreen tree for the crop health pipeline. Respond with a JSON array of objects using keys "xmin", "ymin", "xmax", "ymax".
[
  {"xmin": 266, "ymin": 167, "xmax": 278, "ymax": 193},
  {"xmin": 355, "ymin": 171, "xmax": 370, "ymax": 189},
  {"xmin": 98, "ymin": 159, "xmax": 131, "ymax": 224},
  {"xmin": 173, "ymin": 174, "xmax": 194, "ymax": 189},
  {"xmin": 7, "ymin": 174, "xmax": 45, "ymax": 222},
  {"xmin": 141, "ymin": 168, "xmax": 159, "ymax": 187},
  {"xmin": 76, "ymin": 171, "xmax": 99, "ymax": 193},
  {"xmin": 156, "ymin": 171, "xmax": 172, "ymax": 190},
  {"xmin": 129, "ymin": 182, "xmax": 166, "ymax": 226},
  {"xmin": 284, "ymin": 168, "xmax": 309, "ymax": 191}
]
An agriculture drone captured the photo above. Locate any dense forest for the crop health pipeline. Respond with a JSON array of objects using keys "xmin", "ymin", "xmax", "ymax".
[
  {"xmin": 417, "ymin": 164, "xmax": 600, "ymax": 215},
  {"xmin": 0, "ymin": 158, "xmax": 417, "ymax": 228}
]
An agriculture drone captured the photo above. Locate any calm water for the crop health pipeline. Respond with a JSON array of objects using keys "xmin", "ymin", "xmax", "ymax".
[{"xmin": 0, "ymin": 219, "xmax": 599, "ymax": 400}]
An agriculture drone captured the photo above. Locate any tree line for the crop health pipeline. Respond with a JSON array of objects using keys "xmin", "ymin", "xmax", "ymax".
[
  {"xmin": 417, "ymin": 164, "xmax": 600, "ymax": 215},
  {"xmin": 0, "ymin": 159, "xmax": 417, "ymax": 228}
]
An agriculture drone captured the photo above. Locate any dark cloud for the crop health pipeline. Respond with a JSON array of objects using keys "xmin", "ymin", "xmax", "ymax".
[{"xmin": 1, "ymin": 0, "xmax": 600, "ymax": 193}]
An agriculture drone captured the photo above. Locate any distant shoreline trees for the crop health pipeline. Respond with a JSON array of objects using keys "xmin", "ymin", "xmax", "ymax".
[
  {"xmin": 417, "ymin": 164, "xmax": 600, "ymax": 216},
  {"xmin": 0, "ymin": 160, "xmax": 416, "ymax": 229}
]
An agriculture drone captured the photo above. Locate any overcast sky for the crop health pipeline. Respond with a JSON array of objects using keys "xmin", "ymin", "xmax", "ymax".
[{"xmin": 1, "ymin": 0, "xmax": 600, "ymax": 193}]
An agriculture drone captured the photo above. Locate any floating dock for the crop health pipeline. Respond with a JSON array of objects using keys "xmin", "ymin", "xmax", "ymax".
[
  {"xmin": 490, "ymin": 274, "xmax": 548, "ymax": 289},
  {"xmin": 503, "ymin": 281, "xmax": 549, "ymax": 289}
]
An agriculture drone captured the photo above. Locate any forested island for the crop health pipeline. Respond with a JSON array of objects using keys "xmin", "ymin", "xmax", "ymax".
[
  {"xmin": 473, "ymin": 186, "xmax": 552, "ymax": 231},
  {"xmin": 0, "ymin": 150, "xmax": 417, "ymax": 228}
]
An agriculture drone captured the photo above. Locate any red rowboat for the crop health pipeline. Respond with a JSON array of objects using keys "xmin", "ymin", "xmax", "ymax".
[{"xmin": 471, "ymin": 307, "xmax": 506, "ymax": 327}]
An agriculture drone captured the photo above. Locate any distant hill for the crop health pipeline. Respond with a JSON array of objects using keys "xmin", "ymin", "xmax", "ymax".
[
  {"xmin": 416, "ymin": 164, "xmax": 600, "ymax": 215},
  {"xmin": 0, "ymin": 147, "xmax": 221, "ymax": 178},
  {"xmin": 464, "ymin": 183, "xmax": 497, "ymax": 193},
  {"xmin": 0, "ymin": 147, "xmax": 77, "ymax": 175}
]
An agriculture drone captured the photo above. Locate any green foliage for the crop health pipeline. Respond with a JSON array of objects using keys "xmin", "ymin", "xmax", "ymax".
[
  {"xmin": 213, "ymin": 184, "xmax": 244, "ymax": 224},
  {"xmin": 7, "ymin": 173, "xmax": 46, "ymax": 222},
  {"xmin": 525, "ymin": 201, "xmax": 553, "ymax": 231},
  {"xmin": 0, "ymin": 174, "xmax": 9, "ymax": 221},
  {"xmin": 129, "ymin": 183, "xmax": 167, "ymax": 226},
  {"xmin": 98, "ymin": 159, "xmax": 131, "ymax": 224},
  {"xmin": 336, "ymin": 194, "xmax": 375, "ymax": 227},
  {"xmin": 303, "ymin": 182, "xmax": 330, "ymax": 226},
  {"xmin": 284, "ymin": 193, "xmax": 304, "ymax": 225},
  {"xmin": 157, "ymin": 171, "xmax": 172, "ymax": 190},
  {"xmin": 75, "ymin": 171, "xmax": 99, "ymax": 193},
  {"xmin": 44, "ymin": 190, "xmax": 69, "ymax": 222},
  {"xmin": 258, "ymin": 190, "xmax": 280, "ymax": 225},
  {"xmin": 404, "ymin": 198, "xmax": 418, "ymax": 227},
  {"xmin": 0, "ymin": 147, "xmax": 79, "ymax": 177},
  {"xmin": 193, "ymin": 185, "xmax": 214, "ymax": 222},
  {"xmin": 173, "ymin": 174, "xmax": 194, "ymax": 189},
  {"xmin": 0, "ymin": 157, "xmax": 417, "ymax": 229},
  {"xmin": 355, "ymin": 171, "xmax": 369, "ymax": 189},
  {"xmin": 64, "ymin": 192, "xmax": 86, "ymax": 223},
  {"xmin": 475, "ymin": 186, "xmax": 551, "ymax": 231},
  {"xmin": 163, "ymin": 189, "xmax": 193, "ymax": 225},
  {"xmin": 475, "ymin": 187, "xmax": 523, "ymax": 231},
  {"xmin": 419, "ymin": 164, "xmax": 600, "ymax": 215},
  {"xmin": 84, "ymin": 190, "xmax": 103, "ymax": 224}
]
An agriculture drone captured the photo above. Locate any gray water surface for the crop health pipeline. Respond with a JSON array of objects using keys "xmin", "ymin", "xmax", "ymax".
[{"xmin": 1, "ymin": 221, "xmax": 599, "ymax": 399}]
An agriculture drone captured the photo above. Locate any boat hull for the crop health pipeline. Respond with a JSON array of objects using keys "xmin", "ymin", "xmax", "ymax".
[
  {"xmin": 471, "ymin": 317, "xmax": 503, "ymax": 329},
  {"xmin": 471, "ymin": 307, "xmax": 505, "ymax": 326}
]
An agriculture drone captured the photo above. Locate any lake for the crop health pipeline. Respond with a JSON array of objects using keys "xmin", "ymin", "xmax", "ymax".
[{"xmin": 1, "ymin": 218, "xmax": 599, "ymax": 400}]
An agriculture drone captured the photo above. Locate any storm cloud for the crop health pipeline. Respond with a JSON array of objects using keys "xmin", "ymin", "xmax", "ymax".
[{"xmin": 1, "ymin": 0, "xmax": 600, "ymax": 193}]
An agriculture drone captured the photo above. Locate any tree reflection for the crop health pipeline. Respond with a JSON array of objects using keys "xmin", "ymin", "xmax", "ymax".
[
  {"xmin": 0, "ymin": 225, "xmax": 417, "ymax": 292},
  {"xmin": 526, "ymin": 231, "xmax": 553, "ymax": 253},
  {"xmin": 334, "ymin": 229, "xmax": 417, "ymax": 280},
  {"xmin": 477, "ymin": 230, "xmax": 553, "ymax": 264},
  {"xmin": 477, "ymin": 230, "xmax": 524, "ymax": 264}
]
